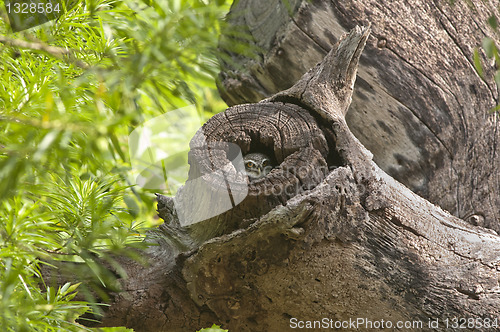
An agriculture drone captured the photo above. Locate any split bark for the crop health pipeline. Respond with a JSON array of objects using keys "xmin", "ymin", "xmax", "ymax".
[
  {"xmin": 95, "ymin": 25, "xmax": 500, "ymax": 331},
  {"xmin": 218, "ymin": 0, "xmax": 500, "ymax": 233},
  {"xmin": 45, "ymin": 1, "xmax": 500, "ymax": 331}
]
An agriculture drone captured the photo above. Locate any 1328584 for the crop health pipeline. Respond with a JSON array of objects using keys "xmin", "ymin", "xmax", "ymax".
[
  {"xmin": 444, "ymin": 317, "xmax": 498, "ymax": 329},
  {"xmin": 5, "ymin": 2, "xmax": 60, "ymax": 14}
]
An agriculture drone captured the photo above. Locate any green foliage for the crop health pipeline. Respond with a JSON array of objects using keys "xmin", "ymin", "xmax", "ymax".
[
  {"xmin": 34, "ymin": 175, "xmax": 146, "ymax": 253},
  {"xmin": 197, "ymin": 324, "xmax": 228, "ymax": 332},
  {"xmin": 0, "ymin": 0, "xmax": 229, "ymax": 330},
  {"xmin": 95, "ymin": 328, "xmax": 134, "ymax": 332},
  {"xmin": 473, "ymin": 10, "xmax": 500, "ymax": 113},
  {"xmin": 0, "ymin": 198, "xmax": 89, "ymax": 331}
]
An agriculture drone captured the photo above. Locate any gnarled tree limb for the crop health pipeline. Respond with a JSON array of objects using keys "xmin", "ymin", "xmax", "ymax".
[
  {"xmin": 44, "ymin": 4, "xmax": 500, "ymax": 328},
  {"xmin": 100, "ymin": 25, "xmax": 500, "ymax": 331}
]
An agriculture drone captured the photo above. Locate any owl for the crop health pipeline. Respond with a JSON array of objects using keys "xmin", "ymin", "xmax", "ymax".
[{"xmin": 243, "ymin": 152, "xmax": 273, "ymax": 180}]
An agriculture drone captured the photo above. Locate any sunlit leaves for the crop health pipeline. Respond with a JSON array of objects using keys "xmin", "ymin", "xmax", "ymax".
[
  {"xmin": 197, "ymin": 324, "xmax": 228, "ymax": 332},
  {"xmin": 37, "ymin": 175, "xmax": 145, "ymax": 253},
  {"xmin": 0, "ymin": 0, "xmax": 229, "ymax": 330},
  {"xmin": 473, "ymin": 10, "xmax": 500, "ymax": 113},
  {"xmin": 0, "ymin": 198, "xmax": 88, "ymax": 331}
]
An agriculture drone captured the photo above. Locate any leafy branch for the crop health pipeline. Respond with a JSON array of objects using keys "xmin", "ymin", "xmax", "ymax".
[{"xmin": 0, "ymin": 35, "xmax": 90, "ymax": 69}]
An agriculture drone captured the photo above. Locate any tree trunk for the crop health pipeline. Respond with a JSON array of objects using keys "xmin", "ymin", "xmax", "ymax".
[
  {"xmin": 218, "ymin": 0, "xmax": 500, "ymax": 232},
  {"xmin": 45, "ymin": 1, "xmax": 500, "ymax": 331}
]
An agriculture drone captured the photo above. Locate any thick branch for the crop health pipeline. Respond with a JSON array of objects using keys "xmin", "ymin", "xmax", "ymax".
[
  {"xmin": 266, "ymin": 25, "xmax": 371, "ymax": 120},
  {"xmin": 42, "ymin": 21, "xmax": 500, "ymax": 331}
]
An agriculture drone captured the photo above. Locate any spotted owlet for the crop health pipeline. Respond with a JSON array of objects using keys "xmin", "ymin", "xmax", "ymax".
[{"xmin": 243, "ymin": 152, "xmax": 273, "ymax": 180}]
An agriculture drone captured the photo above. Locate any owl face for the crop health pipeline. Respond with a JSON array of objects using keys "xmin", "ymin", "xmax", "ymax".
[{"xmin": 243, "ymin": 152, "xmax": 273, "ymax": 180}]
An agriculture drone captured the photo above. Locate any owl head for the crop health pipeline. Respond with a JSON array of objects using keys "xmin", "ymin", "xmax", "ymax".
[{"xmin": 243, "ymin": 152, "xmax": 273, "ymax": 180}]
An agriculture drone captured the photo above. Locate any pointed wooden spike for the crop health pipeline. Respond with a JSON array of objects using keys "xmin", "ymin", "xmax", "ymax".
[{"xmin": 265, "ymin": 25, "xmax": 371, "ymax": 121}]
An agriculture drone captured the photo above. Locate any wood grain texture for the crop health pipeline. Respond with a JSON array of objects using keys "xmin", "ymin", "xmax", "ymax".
[
  {"xmin": 218, "ymin": 0, "xmax": 500, "ymax": 232},
  {"xmin": 42, "ymin": 8, "xmax": 500, "ymax": 331},
  {"xmin": 178, "ymin": 102, "xmax": 337, "ymax": 244}
]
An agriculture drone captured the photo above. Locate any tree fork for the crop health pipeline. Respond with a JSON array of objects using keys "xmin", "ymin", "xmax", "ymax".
[{"xmin": 43, "ymin": 20, "xmax": 500, "ymax": 332}]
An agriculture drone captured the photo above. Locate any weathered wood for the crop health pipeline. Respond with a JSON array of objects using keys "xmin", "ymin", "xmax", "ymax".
[
  {"xmin": 174, "ymin": 102, "xmax": 338, "ymax": 244},
  {"xmin": 124, "ymin": 25, "xmax": 500, "ymax": 331},
  {"xmin": 182, "ymin": 166, "xmax": 500, "ymax": 331},
  {"xmin": 218, "ymin": 0, "xmax": 500, "ymax": 232},
  {"xmin": 43, "ymin": 3, "xmax": 500, "ymax": 331}
]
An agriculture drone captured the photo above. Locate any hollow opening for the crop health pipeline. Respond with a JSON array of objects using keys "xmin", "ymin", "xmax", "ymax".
[
  {"xmin": 325, "ymin": 130, "xmax": 344, "ymax": 171},
  {"xmin": 266, "ymin": 96, "xmax": 347, "ymax": 172}
]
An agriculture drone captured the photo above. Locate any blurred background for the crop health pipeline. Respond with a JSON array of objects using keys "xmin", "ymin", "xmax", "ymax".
[{"xmin": 0, "ymin": 0, "xmax": 231, "ymax": 330}]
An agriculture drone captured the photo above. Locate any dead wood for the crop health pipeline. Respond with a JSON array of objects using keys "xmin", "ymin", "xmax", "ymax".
[
  {"xmin": 218, "ymin": 0, "xmax": 500, "ymax": 233},
  {"xmin": 43, "ymin": 2, "xmax": 500, "ymax": 330},
  {"xmin": 121, "ymin": 25, "xmax": 500, "ymax": 331}
]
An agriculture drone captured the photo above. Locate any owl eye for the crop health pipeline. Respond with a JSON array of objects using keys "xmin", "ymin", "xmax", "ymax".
[
  {"xmin": 246, "ymin": 162, "xmax": 254, "ymax": 168},
  {"xmin": 262, "ymin": 160, "xmax": 268, "ymax": 167}
]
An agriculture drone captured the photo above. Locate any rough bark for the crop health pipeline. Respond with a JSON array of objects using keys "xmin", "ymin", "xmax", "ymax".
[
  {"xmin": 86, "ymin": 25, "xmax": 500, "ymax": 331},
  {"xmin": 218, "ymin": 0, "xmax": 500, "ymax": 233},
  {"xmin": 42, "ymin": 2, "xmax": 500, "ymax": 331},
  {"xmin": 174, "ymin": 102, "xmax": 337, "ymax": 245}
]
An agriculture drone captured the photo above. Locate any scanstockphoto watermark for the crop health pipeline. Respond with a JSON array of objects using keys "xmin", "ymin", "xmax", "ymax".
[
  {"xmin": 128, "ymin": 106, "xmax": 247, "ymax": 226},
  {"xmin": 290, "ymin": 317, "xmax": 500, "ymax": 330},
  {"xmin": 128, "ymin": 106, "xmax": 364, "ymax": 227},
  {"xmin": 289, "ymin": 317, "xmax": 424, "ymax": 330}
]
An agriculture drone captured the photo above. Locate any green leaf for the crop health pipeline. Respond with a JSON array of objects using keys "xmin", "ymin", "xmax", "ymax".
[
  {"xmin": 482, "ymin": 37, "xmax": 496, "ymax": 58},
  {"xmin": 473, "ymin": 48, "xmax": 484, "ymax": 78},
  {"xmin": 487, "ymin": 14, "xmax": 498, "ymax": 31},
  {"xmin": 197, "ymin": 324, "xmax": 229, "ymax": 332},
  {"xmin": 489, "ymin": 103, "xmax": 500, "ymax": 114},
  {"xmin": 495, "ymin": 71, "xmax": 500, "ymax": 88},
  {"xmin": 109, "ymin": 131, "xmax": 127, "ymax": 162},
  {"xmin": 60, "ymin": 282, "xmax": 72, "ymax": 295}
]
